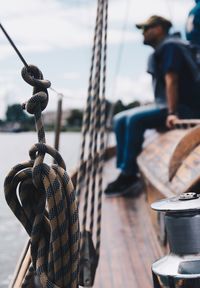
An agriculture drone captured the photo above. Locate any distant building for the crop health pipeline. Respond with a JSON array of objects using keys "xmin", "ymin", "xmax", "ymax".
[{"xmin": 43, "ymin": 110, "xmax": 71, "ymax": 127}]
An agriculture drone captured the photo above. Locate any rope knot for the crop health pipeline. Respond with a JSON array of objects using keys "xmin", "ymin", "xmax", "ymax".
[
  {"xmin": 21, "ymin": 65, "xmax": 51, "ymax": 90},
  {"xmin": 23, "ymin": 91, "xmax": 48, "ymax": 114},
  {"xmin": 21, "ymin": 65, "xmax": 51, "ymax": 115}
]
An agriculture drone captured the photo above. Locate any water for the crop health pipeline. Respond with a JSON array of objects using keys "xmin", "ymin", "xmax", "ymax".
[{"xmin": 0, "ymin": 132, "xmax": 82, "ymax": 287}]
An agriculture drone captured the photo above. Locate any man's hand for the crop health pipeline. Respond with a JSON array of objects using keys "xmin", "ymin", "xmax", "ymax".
[
  {"xmin": 165, "ymin": 72, "xmax": 179, "ymax": 128},
  {"xmin": 166, "ymin": 114, "xmax": 179, "ymax": 129}
]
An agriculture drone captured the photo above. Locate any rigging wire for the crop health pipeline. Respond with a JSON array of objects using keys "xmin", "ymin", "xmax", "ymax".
[
  {"xmin": 162, "ymin": 0, "xmax": 175, "ymax": 32},
  {"xmin": 49, "ymin": 86, "xmax": 84, "ymax": 101},
  {"xmin": 105, "ymin": 0, "xmax": 131, "ymax": 133},
  {"xmin": 0, "ymin": 23, "xmax": 80, "ymax": 103},
  {"xmin": 0, "ymin": 23, "xmax": 29, "ymax": 69},
  {"xmin": 110, "ymin": 0, "xmax": 131, "ymax": 101}
]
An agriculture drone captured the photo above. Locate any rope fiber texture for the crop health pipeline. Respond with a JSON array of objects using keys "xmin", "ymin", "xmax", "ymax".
[
  {"xmin": 4, "ymin": 65, "xmax": 80, "ymax": 288},
  {"xmin": 76, "ymin": 0, "xmax": 108, "ymax": 286}
]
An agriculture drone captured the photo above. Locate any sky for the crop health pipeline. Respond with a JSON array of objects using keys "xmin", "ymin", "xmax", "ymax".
[{"xmin": 0, "ymin": 0, "xmax": 195, "ymax": 119}]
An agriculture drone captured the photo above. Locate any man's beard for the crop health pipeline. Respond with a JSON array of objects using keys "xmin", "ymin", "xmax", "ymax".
[
  {"xmin": 143, "ymin": 38, "xmax": 150, "ymax": 45},
  {"xmin": 143, "ymin": 38, "xmax": 154, "ymax": 47}
]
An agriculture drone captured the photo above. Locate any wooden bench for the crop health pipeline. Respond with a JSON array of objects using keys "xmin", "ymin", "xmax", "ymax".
[{"xmin": 137, "ymin": 123, "xmax": 200, "ymax": 242}]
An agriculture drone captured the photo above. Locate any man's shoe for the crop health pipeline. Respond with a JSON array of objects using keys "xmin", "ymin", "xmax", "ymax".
[{"xmin": 104, "ymin": 173, "xmax": 139, "ymax": 197}]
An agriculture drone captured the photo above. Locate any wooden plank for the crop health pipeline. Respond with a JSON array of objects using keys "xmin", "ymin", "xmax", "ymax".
[
  {"xmin": 169, "ymin": 125, "xmax": 200, "ymax": 180},
  {"xmin": 10, "ymin": 242, "xmax": 31, "ymax": 288},
  {"xmin": 174, "ymin": 119, "xmax": 200, "ymax": 126},
  {"xmin": 137, "ymin": 154, "xmax": 174, "ymax": 199},
  {"xmin": 137, "ymin": 128, "xmax": 200, "ymax": 198},
  {"xmin": 94, "ymin": 195, "xmax": 163, "ymax": 288},
  {"xmin": 93, "ymin": 158, "xmax": 163, "ymax": 288}
]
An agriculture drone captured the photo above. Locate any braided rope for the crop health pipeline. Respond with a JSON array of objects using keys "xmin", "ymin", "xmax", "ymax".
[
  {"xmin": 76, "ymin": 0, "xmax": 101, "ymax": 201},
  {"xmin": 4, "ymin": 65, "xmax": 80, "ymax": 288},
  {"xmin": 96, "ymin": 0, "xmax": 108, "ymax": 256},
  {"xmin": 76, "ymin": 0, "xmax": 108, "ymax": 285},
  {"xmin": 81, "ymin": 0, "xmax": 104, "ymax": 240}
]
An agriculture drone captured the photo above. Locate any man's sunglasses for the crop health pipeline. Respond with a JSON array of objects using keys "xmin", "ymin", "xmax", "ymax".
[{"xmin": 143, "ymin": 24, "xmax": 158, "ymax": 32}]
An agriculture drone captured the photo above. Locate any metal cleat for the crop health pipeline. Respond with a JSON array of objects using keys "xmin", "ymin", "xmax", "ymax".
[{"xmin": 79, "ymin": 231, "xmax": 99, "ymax": 287}]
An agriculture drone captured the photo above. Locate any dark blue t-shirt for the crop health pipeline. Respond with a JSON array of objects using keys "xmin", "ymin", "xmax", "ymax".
[
  {"xmin": 149, "ymin": 41, "xmax": 200, "ymax": 111},
  {"xmin": 186, "ymin": 0, "xmax": 200, "ymax": 45}
]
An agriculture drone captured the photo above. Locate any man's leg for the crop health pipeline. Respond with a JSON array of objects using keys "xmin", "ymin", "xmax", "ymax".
[
  {"xmin": 122, "ymin": 104, "xmax": 167, "ymax": 176},
  {"xmin": 113, "ymin": 111, "xmax": 128, "ymax": 170},
  {"xmin": 105, "ymin": 104, "xmax": 167, "ymax": 197}
]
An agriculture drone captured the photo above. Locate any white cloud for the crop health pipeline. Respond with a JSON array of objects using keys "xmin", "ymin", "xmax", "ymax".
[
  {"xmin": 109, "ymin": 0, "xmax": 193, "ymax": 25},
  {"xmin": 108, "ymin": 28, "xmax": 140, "ymax": 45},
  {"xmin": 109, "ymin": 74, "xmax": 153, "ymax": 104},
  {"xmin": 0, "ymin": 0, "xmax": 194, "ymax": 56},
  {"xmin": 0, "ymin": 0, "xmax": 195, "ymax": 118},
  {"xmin": 63, "ymin": 72, "xmax": 80, "ymax": 81},
  {"xmin": 0, "ymin": 44, "xmax": 15, "ymax": 60},
  {"xmin": 0, "ymin": 1, "xmax": 94, "ymax": 55}
]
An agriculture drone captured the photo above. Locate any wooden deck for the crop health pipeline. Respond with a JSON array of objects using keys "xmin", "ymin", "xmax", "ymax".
[
  {"xmin": 93, "ymin": 158, "xmax": 163, "ymax": 288},
  {"xmin": 138, "ymin": 128, "xmax": 200, "ymax": 200}
]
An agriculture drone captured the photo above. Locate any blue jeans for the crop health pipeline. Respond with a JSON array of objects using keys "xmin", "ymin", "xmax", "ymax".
[{"xmin": 113, "ymin": 104, "xmax": 200, "ymax": 176}]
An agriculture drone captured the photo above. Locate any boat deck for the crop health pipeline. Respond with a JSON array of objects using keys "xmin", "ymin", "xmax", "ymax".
[{"xmin": 93, "ymin": 157, "xmax": 163, "ymax": 288}]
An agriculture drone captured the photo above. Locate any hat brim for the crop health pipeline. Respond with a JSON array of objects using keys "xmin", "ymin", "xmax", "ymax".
[{"xmin": 135, "ymin": 23, "xmax": 146, "ymax": 29}]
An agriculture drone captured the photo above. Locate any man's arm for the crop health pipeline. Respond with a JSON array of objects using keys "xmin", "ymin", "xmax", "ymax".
[{"xmin": 165, "ymin": 71, "xmax": 179, "ymax": 128}]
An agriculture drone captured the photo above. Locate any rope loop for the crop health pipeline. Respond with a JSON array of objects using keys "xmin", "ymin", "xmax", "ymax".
[
  {"xmin": 21, "ymin": 65, "xmax": 51, "ymax": 90},
  {"xmin": 4, "ymin": 161, "xmax": 35, "ymax": 235},
  {"xmin": 29, "ymin": 143, "xmax": 66, "ymax": 170},
  {"xmin": 4, "ymin": 147, "xmax": 80, "ymax": 287},
  {"xmin": 29, "ymin": 143, "xmax": 67, "ymax": 189}
]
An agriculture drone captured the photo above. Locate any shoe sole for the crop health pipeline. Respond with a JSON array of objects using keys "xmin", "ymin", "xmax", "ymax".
[{"xmin": 105, "ymin": 181, "xmax": 140, "ymax": 198}]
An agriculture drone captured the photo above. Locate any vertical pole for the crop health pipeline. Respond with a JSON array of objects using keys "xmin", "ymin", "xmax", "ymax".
[{"xmin": 54, "ymin": 93, "xmax": 63, "ymax": 151}]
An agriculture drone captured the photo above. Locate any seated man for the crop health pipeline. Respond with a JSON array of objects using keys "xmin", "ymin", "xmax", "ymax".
[{"xmin": 105, "ymin": 15, "xmax": 200, "ymax": 197}]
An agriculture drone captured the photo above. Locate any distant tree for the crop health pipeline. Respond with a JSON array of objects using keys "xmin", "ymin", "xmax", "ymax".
[
  {"xmin": 113, "ymin": 100, "xmax": 125, "ymax": 115},
  {"xmin": 125, "ymin": 100, "xmax": 140, "ymax": 110},
  {"xmin": 67, "ymin": 109, "xmax": 83, "ymax": 127},
  {"xmin": 105, "ymin": 100, "xmax": 141, "ymax": 131},
  {"xmin": 112, "ymin": 100, "xmax": 141, "ymax": 116},
  {"xmin": 6, "ymin": 104, "xmax": 28, "ymax": 122}
]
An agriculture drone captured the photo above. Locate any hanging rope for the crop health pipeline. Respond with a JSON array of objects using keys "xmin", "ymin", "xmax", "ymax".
[
  {"xmin": 4, "ymin": 65, "xmax": 80, "ymax": 288},
  {"xmin": 76, "ymin": 0, "xmax": 108, "ymax": 286}
]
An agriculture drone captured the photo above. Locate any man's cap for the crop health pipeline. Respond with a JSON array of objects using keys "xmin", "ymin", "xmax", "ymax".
[{"xmin": 136, "ymin": 15, "xmax": 172, "ymax": 31}]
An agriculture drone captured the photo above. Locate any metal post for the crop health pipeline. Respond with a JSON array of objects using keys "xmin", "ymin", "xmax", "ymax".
[{"xmin": 54, "ymin": 93, "xmax": 63, "ymax": 151}]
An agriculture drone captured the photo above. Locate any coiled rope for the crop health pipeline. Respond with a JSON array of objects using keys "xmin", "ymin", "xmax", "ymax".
[
  {"xmin": 76, "ymin": 0, "xmax": 108, "ymax": 286},
  {"xmin": 4, "ymin": 65, "xmax": 80, "ymax": 288}
]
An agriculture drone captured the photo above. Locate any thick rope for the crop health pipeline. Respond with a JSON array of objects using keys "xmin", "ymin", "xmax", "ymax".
[
  {"xmin": 81, "ymin": 0, "xmax": 104, "ymax": 241},
  {"xmin": 4, "ymin": 65, "xmax": 80, "ymax": 288},
  {"xmin": 76, "ymin": 0, "xmax": 101, "ymax": 201},
  {"xmin": 76, "ymin": 0, "xmax": 108, "ymax": 286},
  {"xmin": 95, "ymin": 0, "xmax": 108, "ymax": 256}
]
